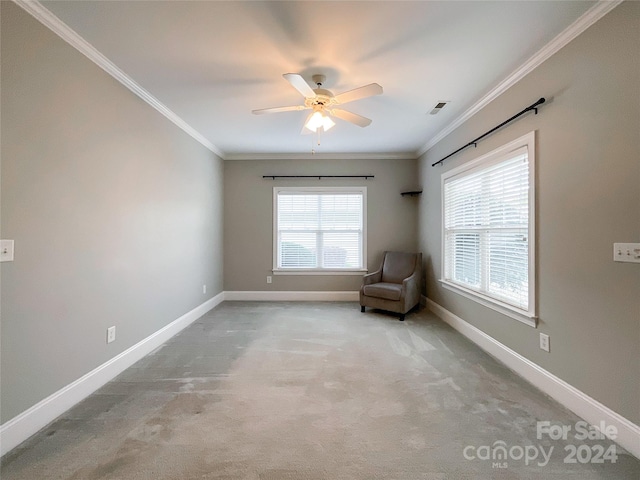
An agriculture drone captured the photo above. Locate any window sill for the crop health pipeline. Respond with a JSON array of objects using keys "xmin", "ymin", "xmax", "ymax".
[
  {"xmin": 273, "ymin": 269, "xmax": 368, "ymax": 276},
  {"xmin": 439, "ymin": 279, "xmax": 537, "ymax": 328}
]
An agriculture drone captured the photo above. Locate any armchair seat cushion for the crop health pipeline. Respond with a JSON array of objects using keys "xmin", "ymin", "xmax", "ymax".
[{"xmin": 363, "ymin": 282, "xmax": 402, "ymax": 301}]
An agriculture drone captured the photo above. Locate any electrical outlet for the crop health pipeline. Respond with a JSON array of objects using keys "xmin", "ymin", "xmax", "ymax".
[
  {"xmin": 267, "ymin": 276, "xmax": 272, "ymax": 284},
  {"xmin": 539, "ymin": 333, "xmax": 550, "ymax": 352},
  {"xmin": 203, "ymin": 284, "xmax": 207, "ymax": 294},
  {"xmin": 107, "ymin": 326, "xmax": 116, "ymax": 344}
]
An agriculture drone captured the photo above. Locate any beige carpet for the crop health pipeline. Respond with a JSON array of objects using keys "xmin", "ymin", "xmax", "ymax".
[{"xmin": 2, "ymin": 302, "xmax": 638, "ymax": 479}]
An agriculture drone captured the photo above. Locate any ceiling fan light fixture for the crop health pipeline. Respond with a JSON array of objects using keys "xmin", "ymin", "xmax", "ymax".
[
  {"xmin": 321, "ymin": 114, "xmax": 335, "ymax": 132},
  {"xmin": 305, "ymin": 111, "xmax": 335, "ymax": 132}
]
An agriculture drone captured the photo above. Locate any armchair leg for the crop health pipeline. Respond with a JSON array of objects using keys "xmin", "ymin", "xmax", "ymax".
[
  {"xmin": 399, "ymin": 314, "xmax": 405, "ymax": 321},
  {"xmin": 361, "ymin": 306, "xmax": 365, "ymax": 313}
]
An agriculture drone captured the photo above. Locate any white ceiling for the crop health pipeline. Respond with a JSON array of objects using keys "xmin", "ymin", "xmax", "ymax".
[{"xmin": 40, "ymin": 1, "xmax": 598, "ymax": 158}]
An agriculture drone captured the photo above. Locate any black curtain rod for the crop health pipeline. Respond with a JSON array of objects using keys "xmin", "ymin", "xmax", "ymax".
[
  {"xmin": 263, "ymin": 175, "xmax": 374, "ymax": 180},
  {"xmin": 431, "ymin": 97, "xmax": 545, "ymax": 167}
]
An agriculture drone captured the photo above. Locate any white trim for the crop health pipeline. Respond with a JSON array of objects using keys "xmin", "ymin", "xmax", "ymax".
[
  {"xmin": 273, "ymin": 186, "xmax": 367, "ymax": 272},
  {"xmin": 224, "ymin": 152, "xmax": 416, "ymax": 161},
  {"xmin": 440, "ymin": 281, "xmax": 536, "ymax": 327},
  {"xmin": 440, "ymin": 132, "xmax": 534, "ymax": 178},
  {"xmin": 0, "ymin": 292, "xmax": 224, "ymax": 457},
  {"xmin": 440, "ymin": 131, "xmax": 536, "ymax": 323},
  {"xmin": 273, "ymin": 269, "xmax": 367, "ymax": 276},
  {"xmin": 426, "ymin": 298, "xmax": 640, "ymax": 460},
  {"xmin": 14, "ymin": 0, "xmax": 620, "ymax": 163},
  {"xmin": 13, "ymin": 0, "xmax": 225, "ymax": 159},
  {"xmin": 224, "ymin": 291, "xmax": 359, "ymax": 302},
  {"xmin": 416, "ymin": 0, "xmax": 623, "ymax": 157}
]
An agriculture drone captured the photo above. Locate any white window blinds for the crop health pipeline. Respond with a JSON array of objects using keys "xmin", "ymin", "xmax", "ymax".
[
  {"xmin": 442, "ymin": 136, "xmax": 535, "ymax": 321},
  {"xmin": 275, "ymin": 188, "xmax": 365, "ymax": 271}
]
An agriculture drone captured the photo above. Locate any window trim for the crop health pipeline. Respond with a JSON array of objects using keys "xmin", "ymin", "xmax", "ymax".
[
  {"xmin": 272, "ymin": 186, "xmax": 367, "ymax": 275},
  {"xmin": 439, "ymin": 131, "xmax": 536, "ymax": 327}
]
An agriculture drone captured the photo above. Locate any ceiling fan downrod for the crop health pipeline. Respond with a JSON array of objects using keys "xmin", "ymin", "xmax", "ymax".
[{"xmin": 312, "ymin": 74, "xmax": 326, "ymax": 88}]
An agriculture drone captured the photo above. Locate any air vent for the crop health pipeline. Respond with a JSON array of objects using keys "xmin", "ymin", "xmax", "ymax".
[{"xmin": 430, "ymin": 101, "xmax": 450, "ymax": 115}]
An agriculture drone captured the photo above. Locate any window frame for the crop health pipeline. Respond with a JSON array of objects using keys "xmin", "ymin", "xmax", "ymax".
[
  {"xmin": 272, "ymin": 186, "xmax": 368, "ymax": 275},
  {"xmin": 440, "ymin": 131, "xmax": 537, "ymax": 327}
]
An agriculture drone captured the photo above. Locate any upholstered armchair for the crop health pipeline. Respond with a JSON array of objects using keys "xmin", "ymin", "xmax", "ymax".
[{"xmin": 360, "ymin": 251, "xmax": 422, "ymax": 321}]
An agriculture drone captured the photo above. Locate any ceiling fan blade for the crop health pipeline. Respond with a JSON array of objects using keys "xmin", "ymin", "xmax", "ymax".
[
  {"xmin": 283, "ymin": 73, "xmax": 316, "ymax": 98},
  {"xmin": 334, "ymin": 83, "xmax": 383, "ymax": 104},
  {"xmin": 330, "ymin": 109, "xmax": 372, "ymax": 128},
  {"xmin": 252, "ymin": 105, "xmax": 307, "ymax": 115}
]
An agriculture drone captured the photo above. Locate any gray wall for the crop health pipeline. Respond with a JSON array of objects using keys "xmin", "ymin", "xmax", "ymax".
[
  {"xmin": 418, "ymin": 2, "xmax": 639, "ymax": 423},
  {"xmin": 224, "ymin": 158, "xmax": 418, "ymax": 291},
  {"xmin": 1, "ymin": 3, "xmax": 224, "ymax": 423}
]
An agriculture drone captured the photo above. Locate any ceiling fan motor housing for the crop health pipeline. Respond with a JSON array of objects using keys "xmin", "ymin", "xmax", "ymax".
[
  {"xmin": 308, "ymin": 74, "xmax": 336, "ymax": 109},
  {"xmin": 306, "ymin": 90, "xmax": 335, "ymax": 110}
]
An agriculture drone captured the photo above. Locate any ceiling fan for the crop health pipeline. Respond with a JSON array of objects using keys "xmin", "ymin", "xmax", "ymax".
[{"xmin": 252, "ymin": 73, "xmax": 383, "ymax": 133}]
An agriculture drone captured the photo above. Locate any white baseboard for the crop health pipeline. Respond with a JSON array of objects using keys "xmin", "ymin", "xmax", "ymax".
[
  {"xmin": 224, "ymin": 291, "xmax": 359, "ymax": 302},
  {"xmin": 425, "ymin": 298, "xmax": 640, "ymax": 460},
  {"xmin": 8, "ymin": 293, "xmax": 635, "ymax": 460},
  {"xmin": 0, "ymin": 292, "xmax": 224, "ymax": 457}
]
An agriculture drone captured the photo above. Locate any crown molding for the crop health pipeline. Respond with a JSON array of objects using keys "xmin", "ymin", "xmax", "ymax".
[
  {"xmin": 416, "ymin": 0, "xmax": 623, "ymax": 158},
  {"xmin": 13, "ymin": 0, "xmax": 225, "ymax": 159},
  {"xmin": 224, "ymin": 152, "xmax": 417, "ymax": 161},
  {"xmin": 16, "ymin": 0, "xmax": 619, "ymax": 162}
]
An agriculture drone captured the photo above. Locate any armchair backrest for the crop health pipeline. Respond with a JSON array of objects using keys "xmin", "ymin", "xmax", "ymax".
[{"xmin": 380, "ymin": 251, "xmax": 420, "ymax": 284}]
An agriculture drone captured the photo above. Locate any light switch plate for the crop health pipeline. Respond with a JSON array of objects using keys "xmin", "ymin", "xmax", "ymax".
[
  {"xmin": 613, "ymin": 243, "xmax": 640, "ymax": 264},
  {"xmin": 0, "ymin": 240, "xmax": 14, "ymax": 262}
]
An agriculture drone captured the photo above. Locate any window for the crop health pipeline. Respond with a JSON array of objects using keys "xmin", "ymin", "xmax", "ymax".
[
  {"xmin": 273, "ymin": 187, "xmax": 366, "ymax": 274},
  {"xmin": 441, "ymin": 131, "xmax": 536, "ymax": 326}
]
